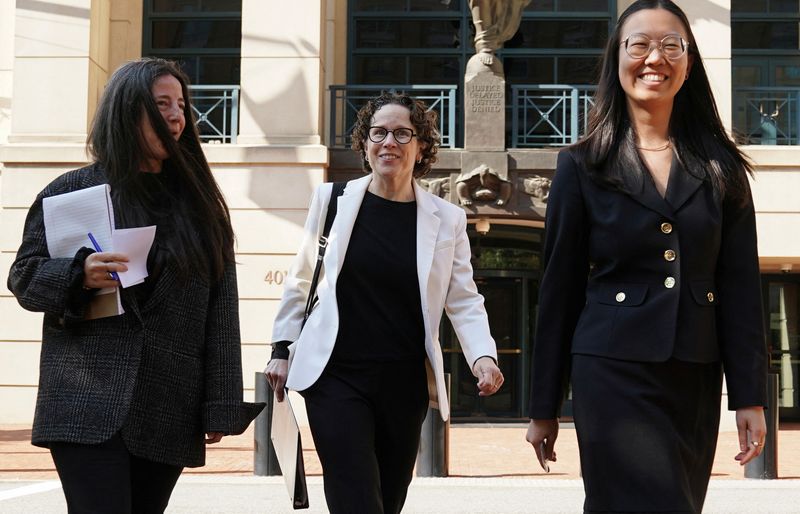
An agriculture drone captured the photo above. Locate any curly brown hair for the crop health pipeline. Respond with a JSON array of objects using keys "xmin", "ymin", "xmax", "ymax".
[{"xmin": 351, "ymin": 91, "xmax": 440, "ymax": 179}]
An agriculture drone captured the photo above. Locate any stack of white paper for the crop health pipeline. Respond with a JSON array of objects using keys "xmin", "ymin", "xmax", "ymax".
[
  {"xmin": 42, "ymin": 184, "xmax": 157, "ymax": 319},
  {"xmin": 112, "ymin": 226, "xmax": 157, "ymax": 288}
]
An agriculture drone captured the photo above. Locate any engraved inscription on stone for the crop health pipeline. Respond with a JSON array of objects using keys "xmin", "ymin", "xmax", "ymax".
[
  {"xmin": 468, "ymin": 83, "xmax": 503, "ymax": 114},
  {"xmin": 464, "ymin": 71, "xmax": 505, "ymax": 150}
]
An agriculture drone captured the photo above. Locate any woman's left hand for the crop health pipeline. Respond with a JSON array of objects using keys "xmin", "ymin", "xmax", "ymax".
[
  {"xmin": 205, "ymin": 432, "xmax": 224, "ymax": 445},
  {"xmin": 734, "ymin": 406, "xmax": 766, "ymax": 465},
  {"xmin": 473, "ymin": 356, "xmax": 504, "ymax": 396}
]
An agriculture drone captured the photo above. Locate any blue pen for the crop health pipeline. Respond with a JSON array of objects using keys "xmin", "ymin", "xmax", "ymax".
[{"xmin": 87, "ymin": 232, "xmax": 120, "ymax": 281}]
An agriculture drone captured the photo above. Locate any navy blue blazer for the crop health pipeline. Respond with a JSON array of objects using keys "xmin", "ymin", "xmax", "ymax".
[{"xmin": 529, "ymin": 149, "xmax": 768, "ymax": 419}]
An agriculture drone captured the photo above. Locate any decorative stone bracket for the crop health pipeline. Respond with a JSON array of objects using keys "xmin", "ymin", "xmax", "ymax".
[
  {"xmin": 456, "ymin": 164, "xmax": 512, "ymax": 206},
  {"xmin": 522, "ymin": 175, "xmax": 551, "ymax": 204}
]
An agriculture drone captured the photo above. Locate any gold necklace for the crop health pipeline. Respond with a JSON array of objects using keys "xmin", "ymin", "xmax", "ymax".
[{"xmin": 636, "ymin": 141, "xmax": 672, "ymax": 152}]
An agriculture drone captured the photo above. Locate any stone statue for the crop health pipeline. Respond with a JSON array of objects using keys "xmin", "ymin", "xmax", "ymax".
[
  {"xmin": 523, "ymin": 175, "xmax": 552, "ymax": 205},
  {"xmin": 419, "ymin": 177, "xmax": 450, "ymax": 199},
  {"xmin": 456, "ymin": 164, "xmax": 513, "ymax": 206},
  {"xmin": 469, "ymin": 0, "xmax": 532, "ymax": 67}
]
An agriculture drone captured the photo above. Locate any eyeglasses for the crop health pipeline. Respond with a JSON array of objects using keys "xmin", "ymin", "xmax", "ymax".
[
  {"xmin": 368, "ymin": 126, "xmax": 417, "ymax": 144},
  {"xmin": 621, "ymin": 33, "xmax": 689, "ymax": 60}
]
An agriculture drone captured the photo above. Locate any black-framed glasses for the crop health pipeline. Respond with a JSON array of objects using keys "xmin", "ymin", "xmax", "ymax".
[
  {"xmin": 368, "ymin": 126, "xmax": 417, "ymax": 144},
  {"xmin": 621, "ymin": 33, "xmax": 689, "ymax": 60}
]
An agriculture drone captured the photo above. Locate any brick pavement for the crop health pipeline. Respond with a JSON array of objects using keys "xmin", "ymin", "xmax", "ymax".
[{"xmin": 2, "ymin": 422, "xmax": 798, "ymax": 481}]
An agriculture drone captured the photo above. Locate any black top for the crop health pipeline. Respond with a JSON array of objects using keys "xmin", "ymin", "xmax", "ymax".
[
  {"xmin": 331, "ymin": 191, "xmax": 426, "ymax": 362},
  {"xmin": 129, "ymin": 171, "xmax": 175, "ymax": 303}
]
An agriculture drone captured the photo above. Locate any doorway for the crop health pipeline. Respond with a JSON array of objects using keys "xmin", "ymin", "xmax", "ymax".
[
  {"xmin": 441, "ymin": 223, "xmax": 547, "ymax": 420},
  {"xmin": 442, "ymin": 273, "xmax": 537, "ymax": 419}
]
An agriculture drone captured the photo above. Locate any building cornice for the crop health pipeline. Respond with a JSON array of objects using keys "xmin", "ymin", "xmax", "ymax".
[
  {"xmin": 741, "ymin": 146, "xmax": 800, "ymax": 168},
  {"xmin": 0, "ymin": 144, "xmax": 329, "ymax": 166}
]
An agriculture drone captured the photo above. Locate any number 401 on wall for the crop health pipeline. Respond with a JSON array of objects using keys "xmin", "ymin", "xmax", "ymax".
[{"xmin": 264, "ymin": 270, "xmax": 289, "ymax": 285}]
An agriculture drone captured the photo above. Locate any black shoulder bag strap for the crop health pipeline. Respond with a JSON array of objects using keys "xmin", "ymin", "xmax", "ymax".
[{"xmin": 302, "ymin": 181, "xmax": 346, "ymax": 328}]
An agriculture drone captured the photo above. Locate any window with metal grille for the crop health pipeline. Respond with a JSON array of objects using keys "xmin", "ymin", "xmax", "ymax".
[
  {"xmin": 346, "ymin": 0, "xmax": 615, "ymax": 147},
  {"xmin": 142, "ymin": 0, "xmax": 242, "ymax": 143},
  {"xmin": 732, "ymin": 0, "xmax": 800, "ymax": 145}
]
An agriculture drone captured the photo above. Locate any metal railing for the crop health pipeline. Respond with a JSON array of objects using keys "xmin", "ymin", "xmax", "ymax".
[
  {"xmin": 733, "ymin": 87, "xmax": 800, "ymax": 145},
  {"xmin": 329, "ymin": 85, "xmax": 458, "ymax": 149},
  {"xmin": 510, "ymin": 85, "xmax": 597, "ymax": 148},
  {"xmin": 188, "ymin": 85, "xmax": 240, "ymax": 144}
]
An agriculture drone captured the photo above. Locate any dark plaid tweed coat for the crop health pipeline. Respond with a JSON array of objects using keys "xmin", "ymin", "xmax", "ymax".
[{"xmin": 7, "ymin": 164, "xmax": 263, "ymax": 467}]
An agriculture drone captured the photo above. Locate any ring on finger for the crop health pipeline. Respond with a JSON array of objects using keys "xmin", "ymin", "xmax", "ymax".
[{"xmin": 107, "ymin": 272, "xmax": 114, "ymax": 280}]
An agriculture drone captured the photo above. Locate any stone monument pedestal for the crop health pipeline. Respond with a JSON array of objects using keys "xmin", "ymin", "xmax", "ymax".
[
  {"xmin": 464, "ymin": 54, "xmax": 505, "ymax": 152},
  {"xmin": 459, "ymin": 54, "xmax": 511, "ymax": 209}
]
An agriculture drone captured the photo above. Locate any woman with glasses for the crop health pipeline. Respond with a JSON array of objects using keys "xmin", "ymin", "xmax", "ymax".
[
  {"xmin": 526, "ymin": 1, "xmax": 767, "ymax": 512},
  {"xmin": 265, "ymin": 91, "xmax": 503, "ymax": 513}
]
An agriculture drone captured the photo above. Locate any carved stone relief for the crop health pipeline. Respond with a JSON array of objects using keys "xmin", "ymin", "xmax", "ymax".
[
  {"xmin": 419, "ymin": 177, "xmax": 450, "ymax": 199},
  {"xmin": 523, "ymin": 175, "xmax": 551, "ymax": 206},
  {"xmin": 455, "ymin": 164, "xmax": 513, "ymax": 206}
]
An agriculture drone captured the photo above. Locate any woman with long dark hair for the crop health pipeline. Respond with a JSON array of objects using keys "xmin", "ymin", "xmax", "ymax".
[
  {"xmin": 8, "ymin": 58, "xmax": 262, "ymax": 513},
  {"xmin": 526, "ymin": 1, "xmax": 768, "ymax": 512}
]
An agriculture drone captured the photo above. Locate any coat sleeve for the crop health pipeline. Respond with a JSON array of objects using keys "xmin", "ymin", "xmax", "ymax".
[
  {"xmin": 528, "ymin": 150, "xmax": 590, "ymax": 419},
  {"xmin": 202, "ymin": 260, "xmax": 265, "ymax": 434},
  {"xmin": 270, "ymin": 183, "xmax": 329, "ymax": 344},
  {"xmin": 7, "ymin": 188, "xmax": 97, "ymax": 325},
  {"xmin": 716, "ymin": 186, "xmax": 768, "ymax": 410},
  {"xmin": 443, "ymin": 208, "xmax": 497, "ymax": 369}
]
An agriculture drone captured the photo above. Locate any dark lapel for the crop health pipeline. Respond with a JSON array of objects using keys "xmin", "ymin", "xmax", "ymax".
[
  {"xmin": 628, "ymin": 156, "xmax": 675, "ymax": 221},
  {"xmin": 120, "ymin": 287, "xmax": 143, "ymax": 324},
  {"xmin": 141, "ymin": 264, "xmax": 180, "ymax": 313},
  {"xmin": 665, "ymin": 153, "xmax": 704, "ymax": 213},
  {"xmin": 119, "ymin": 260, "xmax": 181, "ymax": 319}
]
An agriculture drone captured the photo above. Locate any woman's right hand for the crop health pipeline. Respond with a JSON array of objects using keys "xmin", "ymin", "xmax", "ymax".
[
  {"xmin": 83, "ymin": 252, "xmax": 129, "ymax": 289},
  {"xmin": 526, "ymin": 418, "xmax": 559, "ymax": 470},
  {"xmin": 264, "ymin": 359, "xmax": 289, "ymax": 402}
]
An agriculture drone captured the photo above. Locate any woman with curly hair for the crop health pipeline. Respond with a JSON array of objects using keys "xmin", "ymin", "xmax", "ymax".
[{"xmin": 265, "ymin": 91, "xmax": 503, "ymax": 513}]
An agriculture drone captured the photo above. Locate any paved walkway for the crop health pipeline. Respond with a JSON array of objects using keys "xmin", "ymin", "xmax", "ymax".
[
  {"xmin": 2, "ymin": 422, "xmax": 799, "ymax": 512},
  {"xmin": 3, "ymin": 476, "xmax": 800, "ymax": 513},
  {"xmin": 4, "ymin": 422, "xmax": 798, "ymax": 481}
]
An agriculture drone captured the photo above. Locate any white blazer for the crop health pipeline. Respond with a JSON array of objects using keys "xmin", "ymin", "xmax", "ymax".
[{"xmin": 271, "ymin": 174, "xmax": 497, "ymax": 420}]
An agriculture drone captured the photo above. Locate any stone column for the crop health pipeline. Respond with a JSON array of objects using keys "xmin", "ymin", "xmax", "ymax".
[
  {"xmin": 0, "ymin": 0, "xmax": 15, "ymax": 144},
  {"xmin": 9, "ymin": 0, "xmax": 110, "ymax": 143},
  {"xmin": 239, "ymin": 0, "xmax": 325, "ymax": 145},
  {"xmin": 682, "ymin": 0, "xmax": 732, "ymax": 131},
  {"xmin": 108, "ymin": 1, "xmax": 143, "ymax": 75}
]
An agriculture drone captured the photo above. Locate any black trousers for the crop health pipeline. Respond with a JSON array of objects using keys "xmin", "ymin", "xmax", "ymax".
[
  {"xmin": 302, "ymin": 359, "xmax": 429, "ymax": 514},
  {"xmin": 50, "ymin": 433, "xmax": 183, "ymax": 514}
]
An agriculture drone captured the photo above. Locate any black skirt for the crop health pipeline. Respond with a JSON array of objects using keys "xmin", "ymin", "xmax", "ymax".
[{"xmin": 571, "ymin": 354, "xmax": 723, "ymax": 514}]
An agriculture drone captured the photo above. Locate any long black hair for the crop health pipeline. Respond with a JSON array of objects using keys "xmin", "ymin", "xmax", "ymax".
[
  {"xmin": 88, "ymin": 58, "xmax": 234, "ymax": 282},
  {"xmin": 575, "ymin": 0, "xmax": 752, "ymax": 203}
]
